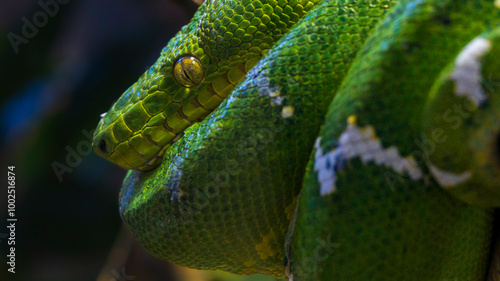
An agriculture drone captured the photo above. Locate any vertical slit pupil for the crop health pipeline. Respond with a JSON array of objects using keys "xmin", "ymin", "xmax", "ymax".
[{"xmin": 183, "ymin": 68, "xmax": 193, "ymax": 82}]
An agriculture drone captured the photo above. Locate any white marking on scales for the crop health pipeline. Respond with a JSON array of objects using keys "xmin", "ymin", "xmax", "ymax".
[
  {"xmin": 255, "ymin": 75, "xmax": 283, "ymax": 105},
  {"xmin": 429, "ymin": 164, "xmax": 471, "ymax": 188},
  {"xmin": 281, "ymin": 106, "xmax": 294, "ymax": 118},
  {"xmin": 314, "ymin": 116, "xmax": 423, "ymax": 196},
  {"xmin": 451, "ymin": 37, "xmax": 492, "ymax": 106}
]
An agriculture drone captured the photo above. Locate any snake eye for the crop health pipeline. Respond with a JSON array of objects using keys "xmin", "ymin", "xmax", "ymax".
[{"xmin": 173, "ymin": 55, "xmax": 204, "ymax": 87}]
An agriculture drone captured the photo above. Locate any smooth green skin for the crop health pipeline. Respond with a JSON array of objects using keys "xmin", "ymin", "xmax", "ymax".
[{"xmin": 93, "ymin": 0, "xmax": 500, "ymax": 280}]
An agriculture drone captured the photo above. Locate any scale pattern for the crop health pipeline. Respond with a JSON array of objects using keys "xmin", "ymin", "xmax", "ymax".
[
  {"xmin": 92, "ymin": 0, "xmax": 320, "ymax": 170},
  {"xmin": 292, "ymin": 1, "xmax": 499, "ymax": 280},
  {"xmin": 92, "ymin": 0, "xmax": 500, "ymax": 280},
  {"xmin": 117, "ymin": 0, "xmax": 396, "ymax": 276}
]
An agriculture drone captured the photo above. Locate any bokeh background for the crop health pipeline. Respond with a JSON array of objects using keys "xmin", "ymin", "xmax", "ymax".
[{"xmin": 0, "ymin": 1, "xmax": 277, "ymax": 280}]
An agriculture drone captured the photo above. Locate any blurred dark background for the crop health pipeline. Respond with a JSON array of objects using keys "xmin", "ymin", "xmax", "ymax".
[{"xmin": 0, "ymin": 0, "xmax": 200, "ymax": 280}]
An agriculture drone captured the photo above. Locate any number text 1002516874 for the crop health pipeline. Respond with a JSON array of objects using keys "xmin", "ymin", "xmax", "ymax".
[{"xmin": 7, "ymin": 166, "xmax": 16, "ymax": 274}]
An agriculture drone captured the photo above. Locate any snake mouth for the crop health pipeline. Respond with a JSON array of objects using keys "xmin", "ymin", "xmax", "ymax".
[
  {"xmin": 134, "ymin": 132, "xmax": 185, "ymax": 171},
  {"xmin": 92, "ymin": 120, "xmax": 187, "ymax": 171},
  {"xmin": 91, "ymin": 83, "xmax": 238, "ymax": 171},
  {"xmin": 92, "ymin": 56, "xmax": 261, "ymax": 171}
]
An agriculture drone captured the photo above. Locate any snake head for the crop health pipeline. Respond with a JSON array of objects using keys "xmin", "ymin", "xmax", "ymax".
[
  {"xmin": 422, "ymin": 30, "xmax": 500, "ymax": 207},
  {"xmin": 91, "ymin": 1, "xmax": 268, "ymax": 171},
  {"xmin": 91, "ymin": 47, "xmax": 206, "ymax": 170}
]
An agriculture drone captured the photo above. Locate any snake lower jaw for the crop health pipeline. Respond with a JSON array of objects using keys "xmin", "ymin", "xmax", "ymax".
[
  {"xmin": 134, "ymin": 143, "xmax": 173, "ymax": 171},
  {"xmin": 133, "ymin": 132, "xmax": 185, "ymax": 171}
]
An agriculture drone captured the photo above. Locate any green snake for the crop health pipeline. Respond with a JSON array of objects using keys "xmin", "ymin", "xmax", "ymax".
[{"xmin": 92, "ymin": 0, "xmax": 500, "ymax": 280}]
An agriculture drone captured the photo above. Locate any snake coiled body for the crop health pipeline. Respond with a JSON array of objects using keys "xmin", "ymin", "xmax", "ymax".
[{"xmin": 93, "ymin": 0, "xmax": 500, "ymax": 280}]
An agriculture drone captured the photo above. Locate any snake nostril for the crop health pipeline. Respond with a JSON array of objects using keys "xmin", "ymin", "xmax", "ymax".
[{"xmin": 98, "ymin": 139, "xmax": 107, "ymax": 154}]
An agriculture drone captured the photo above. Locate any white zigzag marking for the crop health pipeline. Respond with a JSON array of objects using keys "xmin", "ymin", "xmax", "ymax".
[
  {"xmin": 429, "ymin": 165, "xmax": 471, "ymax": 188},
  {"xmin": 451, "ymin": 37, "xmax": 491, "ymax": 106},
  {"xmin": 314, "ymin": 118, "xmax": 423, "ymax": 196}
]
